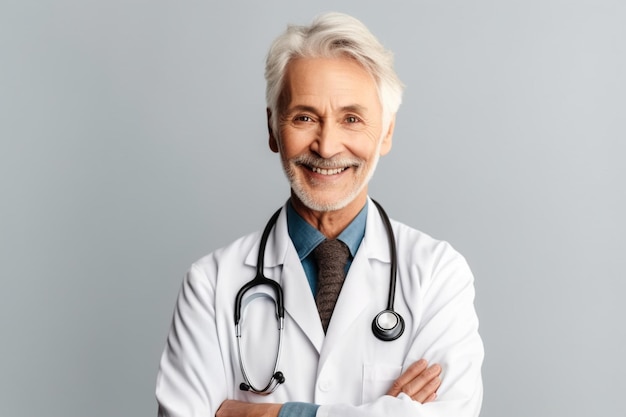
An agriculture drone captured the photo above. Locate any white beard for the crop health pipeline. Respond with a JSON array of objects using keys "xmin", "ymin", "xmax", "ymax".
[{"xmin": 279, "ymin": 138, "xmax": 383, "ymax": 212}]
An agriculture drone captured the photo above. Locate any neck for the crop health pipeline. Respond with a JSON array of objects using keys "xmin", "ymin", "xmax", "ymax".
[{"xmin": 290, "ymin": 192, "xmax": 367, "ymax": 239}]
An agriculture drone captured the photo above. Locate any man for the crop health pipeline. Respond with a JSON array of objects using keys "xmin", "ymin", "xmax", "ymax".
[{"xmin": 156, "ymin": 12, "xmax": 483, "ymax": 417}]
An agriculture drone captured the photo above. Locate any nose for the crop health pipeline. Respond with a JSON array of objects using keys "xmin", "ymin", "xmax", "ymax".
[{"xmin": 312, "ymin": 122, "xmax": 343, "ymax": 158}]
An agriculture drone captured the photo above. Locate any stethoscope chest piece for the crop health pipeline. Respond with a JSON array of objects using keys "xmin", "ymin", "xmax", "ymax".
[{"xmin": 372, "ymin": 309, "xmax": 405, "ymax": 341}]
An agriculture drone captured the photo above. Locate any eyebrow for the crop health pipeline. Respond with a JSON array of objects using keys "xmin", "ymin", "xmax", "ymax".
[{"xmin": 285, "ymin": 104, "xmax": 369, "ymax": 115}]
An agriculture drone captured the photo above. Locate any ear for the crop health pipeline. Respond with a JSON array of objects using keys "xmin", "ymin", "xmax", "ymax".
[
  {"xmin": 267, "ymin": 108, "xmax": 279, "ymax": 153},
  {"xmin": 379, "ymin": 115, "xmax": 395, "ymax": 156}
]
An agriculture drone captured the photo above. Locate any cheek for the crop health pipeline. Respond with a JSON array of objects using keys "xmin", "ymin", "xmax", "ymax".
[
  {"xmin": 278, "ymin": 129, "xmax": 310, "ymax": 156},
  {"xmin": 349, "ymin": 132, "xmax": 382, "ymax": 159}
]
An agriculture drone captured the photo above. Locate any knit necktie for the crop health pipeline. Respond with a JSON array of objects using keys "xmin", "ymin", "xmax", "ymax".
[{"xmin": 313, "ymin": 239, "xmax": 350, "ymax": 333}]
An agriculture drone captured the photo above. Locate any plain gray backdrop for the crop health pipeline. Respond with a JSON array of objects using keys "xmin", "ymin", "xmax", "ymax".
[{"xmin": 1, "ymin": 1, "xmax": 624, "ymax": 416}]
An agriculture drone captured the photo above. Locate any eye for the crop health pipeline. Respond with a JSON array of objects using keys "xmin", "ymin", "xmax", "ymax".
[
  {"xmin": 345, "ymin": 115, "xmax": 361, "ymax": 124},
  {"xmin": 294, "ymin": 115, "xmax": 313, "ymax": 123}
]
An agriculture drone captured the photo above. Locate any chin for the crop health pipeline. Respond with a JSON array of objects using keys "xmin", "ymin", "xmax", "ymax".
[{"xmin": 292, "ymin": 186, "xmax": 364, "ymax": 213}]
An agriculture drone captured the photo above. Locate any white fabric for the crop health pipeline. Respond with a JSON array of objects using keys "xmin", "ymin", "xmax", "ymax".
[{"xmin": 156, "ymin": 199, "xmax": 484, "ymax": 417}]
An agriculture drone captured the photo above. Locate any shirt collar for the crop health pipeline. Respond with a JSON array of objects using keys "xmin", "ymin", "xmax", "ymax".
[{"xmin": 286, "ymin": 200, "xmax": 368, "ymax": 261}]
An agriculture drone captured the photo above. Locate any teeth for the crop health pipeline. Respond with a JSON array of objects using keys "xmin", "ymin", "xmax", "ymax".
[{"xmin": 312, "ymin": 167, "xmax": 346, "ymax": 175}]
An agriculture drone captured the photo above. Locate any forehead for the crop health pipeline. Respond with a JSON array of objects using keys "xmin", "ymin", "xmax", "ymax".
[{"xmin": 282, "ymin": 57, "xmax": 381, "ymax": 110}]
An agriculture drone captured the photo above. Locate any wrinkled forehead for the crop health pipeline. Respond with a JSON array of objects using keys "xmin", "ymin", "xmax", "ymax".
[{"xmin": 278, "ymin": 55, "xmax": 381, "ymax": 113}]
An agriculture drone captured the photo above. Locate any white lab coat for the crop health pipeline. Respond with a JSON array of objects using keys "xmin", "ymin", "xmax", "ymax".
[{"xmin": 156, "ymin": 199, "xmax": 483, "ymax": 417}]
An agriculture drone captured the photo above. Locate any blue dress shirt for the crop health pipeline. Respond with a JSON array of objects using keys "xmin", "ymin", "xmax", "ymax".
[{"xmin": 286, "ymin": 201, "xmax": 368, "ymax": 295}]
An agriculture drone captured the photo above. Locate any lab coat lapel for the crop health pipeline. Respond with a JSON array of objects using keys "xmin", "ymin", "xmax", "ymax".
[
  {"xmin": 244, "ymin": 205, "xmax": 325, "ymax": 353},
  {"xmin": 320, "ymin": 199, "xmax": 391, "ymax": 364},
  {"xmin": 281, "ymin": 247, "xmax": 325, "ymax": 352},
  {"xmin": 320, "ymin": 249, "xmax": 373, "ymax": 351}
]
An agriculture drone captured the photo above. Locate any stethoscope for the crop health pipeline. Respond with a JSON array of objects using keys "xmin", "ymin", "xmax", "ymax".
[{"xmin": 234, "ymin": 200, "xmax": 405, "ymax": 395}]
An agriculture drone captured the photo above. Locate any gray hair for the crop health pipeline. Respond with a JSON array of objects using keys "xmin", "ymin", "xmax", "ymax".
[{"xmin": 265, "ymin": 12, "xmax": 404, "ymax": 136}]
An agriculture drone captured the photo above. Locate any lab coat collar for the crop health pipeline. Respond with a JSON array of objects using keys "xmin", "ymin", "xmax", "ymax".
[
  {"xmin": 242, "ymin": 202, "xmax": 290, "ymax": 269},
  {"xmin": 243, "ymin": 198, "xmax": 389, "ymax": 268},
  {"xmin": 360, "ymin": 197, "xmax": 392, "ymax": 265}
]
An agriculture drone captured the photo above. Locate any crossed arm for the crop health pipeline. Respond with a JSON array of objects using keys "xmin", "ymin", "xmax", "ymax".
[{"xmin": 216, "ymin": 359, "xmax": 442, "ymax": 417}]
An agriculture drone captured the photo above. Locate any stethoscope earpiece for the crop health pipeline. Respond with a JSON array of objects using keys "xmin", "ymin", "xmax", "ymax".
[
  {"xmin": 274, "ymin": 371, "xmax": 285, "ymax": 384},
  {"xmin": 239, "ymin": 371, "xmax": 285, "ymax": 393}
]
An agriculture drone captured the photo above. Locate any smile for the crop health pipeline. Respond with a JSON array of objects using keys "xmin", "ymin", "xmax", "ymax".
[{"xmin": 311, "ymin": 166, "xmax": 347, "ymax": 175}]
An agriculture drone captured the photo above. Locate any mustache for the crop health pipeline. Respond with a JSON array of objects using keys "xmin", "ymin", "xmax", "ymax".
[{"xmin": 292, "ymin": 154, "xmax": 362, "ymax": 169}]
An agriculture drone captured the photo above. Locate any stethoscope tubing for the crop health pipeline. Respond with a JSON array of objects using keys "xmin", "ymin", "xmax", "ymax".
[
  {"xmin": 372, "ymin": 199, "xmax": 397, "ymax": 312},
  {"xmin": 234, "ymin": 208, "xmax": 284, "ymax": 327},
  {"xmin": 235, "ymin": 208, "xmax": 285, "ymax": 395},
  {"xmin": 234, "ymin": 200, "xmax": 404, "ymax": 394}
]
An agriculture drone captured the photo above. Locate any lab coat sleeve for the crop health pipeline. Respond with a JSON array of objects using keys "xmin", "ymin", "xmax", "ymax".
[
  {"xmin": 317, "ymin": 244, "xmax": 483, "ymax": 417},
  {"xmin": 156, "ymin": 259, "xmax": 227, "ymax": 417}
]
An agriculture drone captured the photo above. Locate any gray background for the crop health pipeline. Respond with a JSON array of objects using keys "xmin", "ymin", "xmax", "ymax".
[{"xmin": 1, "ymin": 1, "xmax": 624, "ymax": 416}]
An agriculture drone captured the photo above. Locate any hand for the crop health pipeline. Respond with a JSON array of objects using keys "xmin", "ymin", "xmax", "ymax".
[
  {"xmin": 216, "ymin": 399, "xmax": 282, "ymax": 417},
  {"xmin": 386, "ymin": 359, "xmax": 442, "ymax": 403}
]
